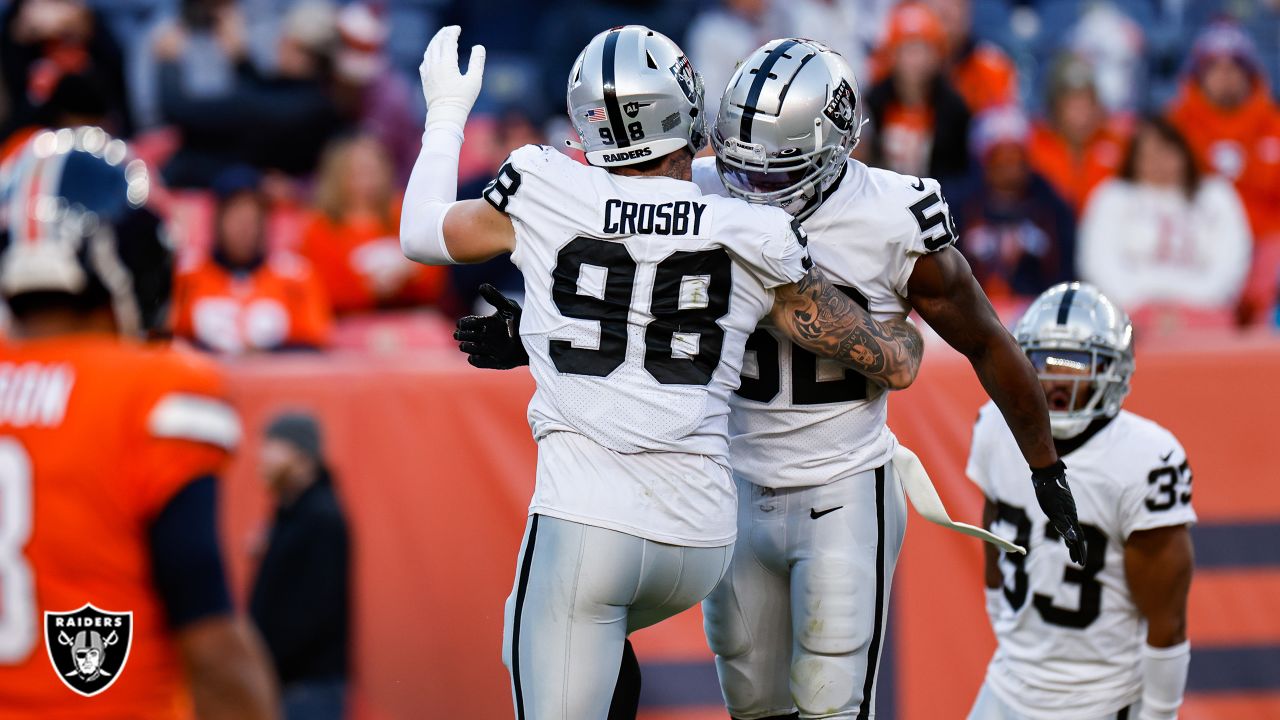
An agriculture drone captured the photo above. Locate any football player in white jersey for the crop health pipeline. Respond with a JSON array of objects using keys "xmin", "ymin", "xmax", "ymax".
[
  {"xmin": 689, "ymin": 40, "xmax": 1086, "ymax": 720},
  {"xmin": 459, "ymin": 38, "xmax": 1087, "ymax": 720},
  {"xmin": 402, "ymin": 26, "xmax": 926, "ymax": 720},
  {"xmin": 968, "ymin": 283, "xmax": 1194, "ymax": 720}
]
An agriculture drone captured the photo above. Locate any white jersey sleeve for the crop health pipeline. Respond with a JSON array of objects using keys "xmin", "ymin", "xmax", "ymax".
[
  {"xmin": 884, "ymin": 173, "xmax": 957, "ymax": 296},
  {"xmin": 966, "ymin": 402, "xmax": 1004, "ymax": 499},
  {"xmin": 1114, "ymin": 420, "xmax": 1198, "ymax": 539}
]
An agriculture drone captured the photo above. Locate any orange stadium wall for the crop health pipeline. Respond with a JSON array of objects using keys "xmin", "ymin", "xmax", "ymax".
[{"xmin": 215, "ymin": 338, "xmax": 1280, "ymax": 720}]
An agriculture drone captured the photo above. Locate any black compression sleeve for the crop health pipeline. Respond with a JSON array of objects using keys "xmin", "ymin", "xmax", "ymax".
[{"xmin": 148, "ymin": 475, "xmax": 233, "ymax": 628}]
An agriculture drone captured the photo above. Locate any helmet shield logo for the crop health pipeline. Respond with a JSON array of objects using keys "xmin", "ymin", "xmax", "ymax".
[
  {"xmin": 823, "ymin": 79, "xmax": 856, "ymax": 132},
  {"xmin": 44, "ymin": 604, "xmax": 132, "ymax": 697},
  {"xmin": 669, "ymin": 56, "xmax": 698, "ymax": 104}
]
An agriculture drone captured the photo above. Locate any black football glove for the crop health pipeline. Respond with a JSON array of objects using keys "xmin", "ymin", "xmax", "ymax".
[
  {"xmin": 1031, "ymin": 460, "xmax": 1087, "ymax": 566},
  {"xmin": 454, "ymin": 284, "xmax": 529, "ymax": 370}
]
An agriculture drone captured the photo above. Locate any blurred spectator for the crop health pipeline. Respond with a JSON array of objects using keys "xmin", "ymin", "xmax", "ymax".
[
  {"xmin": 536, "ymin": 0, "xmax": 688, "ymax": 117},
  {"xmin": 773, "ymin": 0, "xmax": 893, "ymax": 83},
  {"xmin": 924, "ymin": 0, "xmax": 1017, "ymax": 112},
  {"xmin": 329, "ymin": 3, "xmax": 421, "ymax": 186},
  {"xmin": 1066, "ymin": 1, "xmax": 1146, "ymax": 113},
  {"xmin": 1167, "ymin": 21, "xmax": 1280, "ymax": 246},
  {"xmin": 0, "ymin": 0, "xmax": 131, "ymax": 140},
  {"xmin": 953, "ymin": 107, "xmax": 1076, "ymax": 301},
  {"xmin": 0, "ymin": 71, "xmax": 111, "ymax": 163},
  {"xmin": 157, "ymin": 0, "xmax": 344, "ymax": 187},
  {"xmin": 1027, "ymin": 54, "xmax": 1129, "ymax": 213},
  {"xmin": 1078, "ymin": 117, "xmax": 1250, "ymax": 319},
  {"xmin": 299, "ymin": 135, "xmax": 446, "ymax": 315},
  {"xmin": 135, "ymin": 0, "xmax": 247, "ymax": 131},
  {"xmin": 686, "ymin": 0, "xmax": 780, "ymax": 120},
  {"xmin": 251, "ymin": 412, "xmax": 350, "ymax": 720},
  {"xmin": 863, "ymin": 2, "xmax": 970, "ymax": 181},
  {"xmin": 452, "ymin": 108, "xmax": 545, "ymax": 313},
  {"xmin": 253, "ymin": 0, "xmax": 344, "ymax": 178},
  {"xmin": 171, "ymin": 166, "xmax": 332, "ymax": 353}
]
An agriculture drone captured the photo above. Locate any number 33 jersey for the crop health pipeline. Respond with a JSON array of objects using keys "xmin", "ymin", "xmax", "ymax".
[
  {"xmin": 967, "ymin": 402, "xmax": 1197, "ymax": 718},
  {"xmin": 693, "ymin": 156, "xmax": 955, "ymax": 488},
  {"xmin": 485, "ymin": 145, "xmax": 810, "ymax": 544}
]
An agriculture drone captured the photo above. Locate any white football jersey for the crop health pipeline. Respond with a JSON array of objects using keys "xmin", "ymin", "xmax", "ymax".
[
  {"xmin": 693, "ymin": 156, "xmax": 956, "ymax": 488},
  {"xmin": 967, "ymin": 402, "xmax": 1197, "ymax": 719},
  {"xmin": 489, "ymin": 144, "xmax": 811, "ymax": 545}
]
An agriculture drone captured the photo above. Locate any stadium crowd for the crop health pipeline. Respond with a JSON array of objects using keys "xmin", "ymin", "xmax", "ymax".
[{"xmin": 2, "ymin": 0, "xmax": 1280, "ymax": 353}]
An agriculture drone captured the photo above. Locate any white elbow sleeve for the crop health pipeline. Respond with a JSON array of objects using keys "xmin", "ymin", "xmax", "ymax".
[
  {"xmin": 1139, "ymin": 641, "xmax": 1190, "ymax": 720},
  {"xmin": 400, "ymin": 125, "xmax": 465, "ymax": 265}
]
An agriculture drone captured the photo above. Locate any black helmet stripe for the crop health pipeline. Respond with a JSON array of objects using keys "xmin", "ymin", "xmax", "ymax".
[
  {"xmin": 601, "ymin": 29, "xmax": 631, "ymax": 149},
  {"xmin": 740, "ymin": 39, "xmax": 800, "ymax": 143},
  {"xmin": 1056, "ymin": 285, "xmax": 1077, "ymax": 325}
]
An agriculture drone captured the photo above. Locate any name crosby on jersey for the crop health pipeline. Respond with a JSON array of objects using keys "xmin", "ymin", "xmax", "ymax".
[{"xmin": 602, "ymin": 198, "xmax": 708, "ymax": 236}]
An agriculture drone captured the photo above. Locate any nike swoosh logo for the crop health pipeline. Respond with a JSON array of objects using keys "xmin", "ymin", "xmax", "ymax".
[
  {"xmin": 810, "ymin": 506, "xmax": 844, "ymax": 519},
  {"xmin": 1160, "ymin": 450, "xmax": 1174, "ymax": 463},
  {"xmin": 909, "ymin": 177, "xmax": 926, "ymax": 192}
]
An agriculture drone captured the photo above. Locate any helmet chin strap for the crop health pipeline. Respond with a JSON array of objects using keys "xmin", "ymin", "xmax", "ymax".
[{"xmin": 1050, "ymin": 415, "xmax": 1093, "ymax": 439}]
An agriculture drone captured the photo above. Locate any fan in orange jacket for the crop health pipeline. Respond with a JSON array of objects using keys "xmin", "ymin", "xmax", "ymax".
[
  {"xmin": 171, "ymin": 166, "xmax": 332, "ymax": 353},
  {"xmin": 1027, "ymin": 54, "xmax": 1129, "ymax": 213},
  {"xmin": 298, "ymin": 135, "xmax": 446, "ymax": 314},
  {"xmin": 925, "ymin": 0, "xmax": 1018, "ymax": 112},
  {"xmin": 1167, "ymin": 21, "xmax": 1280, "ymax": 243}
]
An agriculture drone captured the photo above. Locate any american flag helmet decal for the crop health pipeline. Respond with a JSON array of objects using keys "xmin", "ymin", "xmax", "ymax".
[{"xmin": 584, "ymin": 107, "xmax": 608, "ymax": 122}]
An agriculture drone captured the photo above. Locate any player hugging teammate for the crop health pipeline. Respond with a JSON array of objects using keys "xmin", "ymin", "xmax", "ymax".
[{"xmin": 410, "ymin": 22, "xmax": 1099, "ymax": 720}]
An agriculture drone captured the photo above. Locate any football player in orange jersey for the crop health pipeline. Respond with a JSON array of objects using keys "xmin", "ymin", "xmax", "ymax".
[{"xmin": 0, "ymin": 127, "xmax": 279, "ymax": 719}]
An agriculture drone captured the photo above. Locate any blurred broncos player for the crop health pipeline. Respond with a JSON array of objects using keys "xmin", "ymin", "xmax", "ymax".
[
  {"xmin": 0, "ymin": 129, "xmax": 278, "ymax": 718},
  {"xmin": 403, "ymin": 25, "xmax": 924, "ymax": 720},
  {"xmin": 968, "ymin": 283, "xmax": 1193, "ymax": 720},
  {"xmin": 681, "ymin": 39, "xmax": 1088, "ymax": 719}
]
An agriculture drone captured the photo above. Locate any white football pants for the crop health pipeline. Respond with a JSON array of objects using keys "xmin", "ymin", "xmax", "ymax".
[
  {"xmin": 502, "ymin": 514, "xmax": 733, "ymax": 720},
  {"xmin": 703, "ymin": 464, "xmax": 907, "ymax": 719},
  {"xmin": 968, "ymin": 681, "xmax": 1142, "ymax": 720}
]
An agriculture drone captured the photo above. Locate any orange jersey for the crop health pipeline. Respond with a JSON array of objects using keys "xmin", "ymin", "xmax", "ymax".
[
  {"xmin": 1167, "ymin": 80, "xmax": 1280, "ymax": 240},
  {"xmin": 172, "ymin": 253, "xmax": 333, "ymax": 353},
  {"xmin": 1027, "ymin": 119, "xmax": 1129, "ymax": 212},
  {"xmin": 0, "ymin": 334, "xmax": 239, "ymax": 719},
  {"xmin": 878, "ymin": 103, "xmax": 936, "ymax": 177},
  {"xmin": 950, "ymin": 42, "xmax": 1018, "ymax": 113},
  {"xmin": 298, "ymin": 200, "xmax": 447, "ymax": 314}
]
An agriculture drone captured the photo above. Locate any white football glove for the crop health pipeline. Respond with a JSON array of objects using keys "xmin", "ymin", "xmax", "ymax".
[{"xmin": 420, "ymin": 25, "xmax": 486, "ymax": 133}]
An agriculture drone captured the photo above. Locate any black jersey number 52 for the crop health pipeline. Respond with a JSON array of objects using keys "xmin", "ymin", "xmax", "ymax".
[{"xmin": 550, "ymin": 236, "xmax": 731, "ymax": 385}]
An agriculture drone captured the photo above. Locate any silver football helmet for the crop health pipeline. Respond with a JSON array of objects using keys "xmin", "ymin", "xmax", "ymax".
[
  {"xmin": 712, "ymin": 39, "xmax": 863, "ymax": 220},
  {"xmin": 566, "ymin": 26, "xmax": 707, "ymax": 168},
  {"xmin": 1014, "ymin": 282, "xmax": 1135, "ymax": 439}
]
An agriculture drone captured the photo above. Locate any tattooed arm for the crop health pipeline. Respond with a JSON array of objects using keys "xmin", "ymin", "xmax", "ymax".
[{"xmin": 770, "ymin": 266, "xmax": 923, "ymax": 390}]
